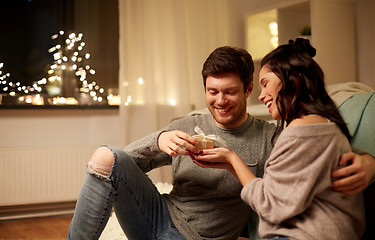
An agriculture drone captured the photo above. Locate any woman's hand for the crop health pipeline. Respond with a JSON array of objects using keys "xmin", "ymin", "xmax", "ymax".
[
  {"xmin": 189, "ymin": 147, "xmax": 237, "ymax": 172},
  {"xmin": 331, "ymin": 152, "xmax": 375, "ymax": 194},
  {"xmin": 158, "ymin": 130, "xmax": 198, "ymax": 157},
  {"xmin": 190, "ymin": 147, "xmax": 256, "ymax": 186}
]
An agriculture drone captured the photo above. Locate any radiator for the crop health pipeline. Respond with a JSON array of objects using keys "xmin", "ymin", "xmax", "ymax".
[{"xmin": 0, "ymin": 145, "xmax": 97, "ymax": 206}]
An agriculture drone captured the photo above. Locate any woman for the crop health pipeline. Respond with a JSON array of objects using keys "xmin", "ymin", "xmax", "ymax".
[{"xmin": 192, "ymin": 39, "xmax": 365, "ymax": 239}]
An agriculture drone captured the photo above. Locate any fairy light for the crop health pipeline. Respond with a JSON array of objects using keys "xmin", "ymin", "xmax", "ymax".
[
  {"xmin": 138, "ymin": 77, "xmax": 144, "ymax": 85},
  {"xmin": 124, "ymin": 95, "xmax": 132, "ymax": 106},
  {"xmin": 0, "ymin": 62, "xmax": 46, "ymax": 96},
  {"xmin": 25, "ymin": 96, "xmax": 32, "ymax": 104},
  {"xmin": 46, "ymin": 31, "xmax": 107, "ymax": 103},
  {"xmin": 269, "ymin": 21, "xmax": 279, "ymax": 49},
  {"xmin": 1, "ymin": 30, "xmax": 106, "ymax": 104},
  {"xmin": 169, "ymin": 98, "xmax": 176, "ymax": 106}
]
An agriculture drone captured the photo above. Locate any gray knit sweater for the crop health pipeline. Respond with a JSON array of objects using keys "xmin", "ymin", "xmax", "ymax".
[
  {"xmin": 124, "ymin": 114, "xmax": 275, "ymax": 240},
  {"xmin": 241, "ymin": 123, "xmax": 365, "ymax": 240}
]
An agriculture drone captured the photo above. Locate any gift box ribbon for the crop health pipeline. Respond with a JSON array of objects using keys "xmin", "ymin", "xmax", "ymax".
[{"xmin": 194, "ymin": 126, "xmax": 227, "ymax": 146}]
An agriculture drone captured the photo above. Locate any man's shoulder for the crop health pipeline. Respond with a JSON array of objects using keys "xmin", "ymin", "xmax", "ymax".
[
  {"xmin": 169, "ymin": 114, "xmax": 213, "ymax": 131},
  {"xmin": 248, "ymin": 116, "xmax": 276, "ymax": 130},
  {"xmin": 172, "ymin": 113, "xmax": 211, "ymax": 123}
]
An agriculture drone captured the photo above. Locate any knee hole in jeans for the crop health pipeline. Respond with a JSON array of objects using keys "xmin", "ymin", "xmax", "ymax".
[{"xmin": 88, "ymin": 146, "xmax": 115, "ymax": 179}]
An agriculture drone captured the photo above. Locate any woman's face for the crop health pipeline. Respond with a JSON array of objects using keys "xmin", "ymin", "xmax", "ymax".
[{"xmin": 258, "ymin": 65, "xmax": 282, "ymax": 120}]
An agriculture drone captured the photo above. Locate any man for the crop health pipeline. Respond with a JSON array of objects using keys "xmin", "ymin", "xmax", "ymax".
[{"xmin": 68, "ymin": 46, "xmax": 375, "ymax": 240}]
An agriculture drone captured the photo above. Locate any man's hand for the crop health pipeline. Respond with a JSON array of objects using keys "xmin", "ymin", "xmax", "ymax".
[
  {"xmin": 331, "ymin": 152, "xmax": 375, "ymax": 194},
  {"xmin": 158, "ymin": 130, "xmax": 198, "ymax": 157}
]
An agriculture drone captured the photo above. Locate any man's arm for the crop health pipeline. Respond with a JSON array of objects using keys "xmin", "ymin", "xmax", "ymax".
[
  {"xmin": 124, "ymin": 119, "xmax": 198, "ymax": 172},
  {"xmin": 124, "ymin": 130, "xmax": 173, "ymax": 172},
  {"xmin": 331, "ymin": 152, "xmax": 375, "ymax": 194}
]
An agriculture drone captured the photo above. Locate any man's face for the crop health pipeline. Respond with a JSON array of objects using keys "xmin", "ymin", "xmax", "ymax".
[{"xmin": 205, "ymin": 73, "xmax": 252, "ymax": 129}]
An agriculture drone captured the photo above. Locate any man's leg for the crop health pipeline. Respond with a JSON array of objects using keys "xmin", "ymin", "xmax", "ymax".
[
  {"xmin": 67, "ymin": 146, "xmax": 115, "ymax": 239},
  {"xmin": 110, "ymin": 146, "xmax": 183, "ymax": 239},
  {"xmin": 67, "ymin": 146, "xmax": 184, "ymax": 240}
]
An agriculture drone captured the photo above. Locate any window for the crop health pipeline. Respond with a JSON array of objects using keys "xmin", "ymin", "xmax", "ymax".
[{"xmin": 0, "ymin": 0, "xmax": 119, "ymax": 107}]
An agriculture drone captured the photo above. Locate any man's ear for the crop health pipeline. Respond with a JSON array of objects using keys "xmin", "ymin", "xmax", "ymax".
[{"xmin": 246, "ymin": 83, "xmax": 254, "ymax": 97}]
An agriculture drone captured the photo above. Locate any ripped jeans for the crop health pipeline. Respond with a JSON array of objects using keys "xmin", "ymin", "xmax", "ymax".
[{"xmin": 67, "ymin": 146, "xmax": 185, "ymax": 240}]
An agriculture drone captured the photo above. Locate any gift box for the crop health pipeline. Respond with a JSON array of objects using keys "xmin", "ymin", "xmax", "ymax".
[
  {"xmin": 193, "ymin": 135, "xmax": 215, "ymax": 150},
  {"xmin": 192, "ymin": 126, "xmax": 226, "ymax": 151}
]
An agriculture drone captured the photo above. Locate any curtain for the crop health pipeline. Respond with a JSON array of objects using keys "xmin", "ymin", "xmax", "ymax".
[
  {"xmin": 117, "ymin": 0, "xmax": 251, "ymax": 182},
  {"xmin": 117, "ymin": 0, "xmax": 249, "ymax": 142}
]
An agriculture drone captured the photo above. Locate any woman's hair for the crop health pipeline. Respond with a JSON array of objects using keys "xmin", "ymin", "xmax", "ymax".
[
  {"xmin": 202, "ymin": 46, "xmax": 254, "ymax": 93},
  {"xmin": 261, "ymin": 38, "xmax": 351, "ymax": 143}
]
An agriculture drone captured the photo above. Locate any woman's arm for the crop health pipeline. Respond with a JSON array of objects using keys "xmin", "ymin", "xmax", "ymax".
[
  {"xmin": 191, "ymin": 147, "xmax": 256, "ymax": 186},
  {"xmin": 194, "ymin": 124, "xmax": 344, "ymax": 224}
]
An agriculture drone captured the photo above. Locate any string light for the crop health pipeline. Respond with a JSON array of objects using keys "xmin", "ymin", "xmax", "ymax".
[
  {"xmin": 0, "ymin": 62, "xmax": 45, "ymax": 95},
  {"xmin": 45, "ymin": 31, "xmax": 106, "ymax": 103},
  {"xmin": 269, "ymin": 21, "xmax": 279, "ymax": 49},
  {"xmin": 138, "ymin": 77, "xmax": 144, "ymax": 85},
  {"xmin": 1, "ymin": 30, "xmax": 107, "ymax": 104},
  {"xmin": 169, "ymin": 98, "xmax": 176, "ymax": 106}
]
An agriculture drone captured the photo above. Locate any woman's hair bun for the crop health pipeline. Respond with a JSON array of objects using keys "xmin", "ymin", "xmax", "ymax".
[{"xmin": 289, "ymin": 38, "xmax": 316, "ymax": 58}]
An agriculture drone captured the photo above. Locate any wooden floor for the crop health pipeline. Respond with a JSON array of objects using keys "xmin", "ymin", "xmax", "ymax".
[{"xmin": 0, "ymin": 214, "xmax": 72, "ymax": 239}]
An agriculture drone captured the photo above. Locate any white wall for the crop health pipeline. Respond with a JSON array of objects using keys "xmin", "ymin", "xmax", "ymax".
[
  {"xmin": 312, "ymin": 0, "xmax": 357, "ymax": 85},
  {"xmin": 244, "ymin": 0, "xmax": 375, "ymax": 88},
  {"xmin": 356, "ymin": 0, "xmax": 375, "ymax": 89},
  {"xmin": 0, "ymin": 109, "xmax": 123, "ymax": 148},
  {"xmin": 0, "ymin": 106, "xmax": 178, "ymax": 184}
]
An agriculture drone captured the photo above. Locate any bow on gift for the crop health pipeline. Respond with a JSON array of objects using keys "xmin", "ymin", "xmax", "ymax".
[{"xmin": 194, "ymin": 126, "xmax": 227, "ymax": 146}]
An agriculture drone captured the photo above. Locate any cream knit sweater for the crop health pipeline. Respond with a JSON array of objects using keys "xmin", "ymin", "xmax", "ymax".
[{"xmin": 242, "ymin": 123, "xmax": 365, "ymax": 240}]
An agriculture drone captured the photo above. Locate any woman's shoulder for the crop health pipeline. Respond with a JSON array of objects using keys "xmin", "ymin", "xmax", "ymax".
[
  {"xmin": 282, "ymin": 117, "xmax": 339, "ymax": 139},
  {"xmin": 289, "ymin": 114, "xmax": 329, "ymax": 126}
]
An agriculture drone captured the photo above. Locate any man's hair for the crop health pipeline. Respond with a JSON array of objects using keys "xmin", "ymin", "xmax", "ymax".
[{"xmin": 202, "ymin": 46, "xmax": 254, "ymax": 92}]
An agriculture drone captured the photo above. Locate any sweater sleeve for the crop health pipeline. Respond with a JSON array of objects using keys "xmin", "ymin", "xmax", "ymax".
[
  {"xmin": 124, "ymin": 128, "xmax": 172, "ymax": 173},
  {"xmin": 241, "ymin": 126, "xmax": 340, "ymax": 224}
]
